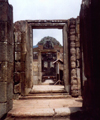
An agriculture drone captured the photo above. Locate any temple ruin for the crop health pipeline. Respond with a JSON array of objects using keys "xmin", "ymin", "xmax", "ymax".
[{"xmin": 0, "ymin": 0, "xmax": 100, "ymax": 119}]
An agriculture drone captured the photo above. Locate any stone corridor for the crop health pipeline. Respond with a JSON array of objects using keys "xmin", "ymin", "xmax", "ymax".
[{"xmin": 1, "ymin": 0, "xmax": 100, "ymax": 119}]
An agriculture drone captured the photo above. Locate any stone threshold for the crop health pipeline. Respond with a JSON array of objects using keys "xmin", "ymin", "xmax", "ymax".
[{"xmin": 7, "ymin": 107, "xmax": 82, "ymax": 118}]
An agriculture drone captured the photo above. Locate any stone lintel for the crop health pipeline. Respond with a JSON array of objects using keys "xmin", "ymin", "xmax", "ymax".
[
  {"xmin": 27, "ymin": 20, "xmax": 68, "ymax": 23},
  {"xmin": 31, "ymin": 23, "xmax": 65, "ymax": 29}
]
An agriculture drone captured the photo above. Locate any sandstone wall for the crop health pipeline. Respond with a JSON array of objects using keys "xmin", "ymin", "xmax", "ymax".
[
  {"xmin": 0, "ymin": 0, "xmax": 14, "ymax": 118},
  {"xmin": 14, "ymin": 21, "xmax": 33, "ymax": 96}
]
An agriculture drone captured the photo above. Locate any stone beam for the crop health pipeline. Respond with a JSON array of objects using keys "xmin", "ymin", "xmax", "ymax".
[
  {"xmin": 31, "ymin": 23, "xmax": 65, "ymax": 29},
  {"xmin": 27, "ymin": 20, "xmax": 68, "ymax": 23}
]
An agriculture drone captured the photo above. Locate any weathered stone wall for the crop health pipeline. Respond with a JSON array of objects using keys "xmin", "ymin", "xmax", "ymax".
[
  {"xmin": 67, "ymin": 17, "xmax": 81, "ymax": 97},
  {"xmin": 0, "ymin": 0, "xmax": 14, "ymax": 118},
  {"xmin": 80, "ymin": 0, "xmax": 100, "ymax": 118},
  {"xmin": 14, "ymin": 21, "xmax": 33, "ymax": 96}
]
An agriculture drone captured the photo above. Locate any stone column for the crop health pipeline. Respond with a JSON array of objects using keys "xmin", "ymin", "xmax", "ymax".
[
  {"xmin": 14, "ymin": 21, "xmax": 33, "ymax": 95},
  {"xmin": 69, "ymin": 18, "xmax": 78, "ymax": 96},
  {"xmin": 38, "ymin": 52, "xmax": 42, "ymax": 83},
  {"xmin": 63, "ymin": 24, "xmax": 70, "ymax": 92},
  {"xmin": 76, "ymin": 17, "xmax": 81, "ymax": 95},
  {"xmin": 0, "ymin": 0, "xmax": 13, "ymax": 118},
  {"xmin": 25, "ymin": 24, "xmax": 33, "ymax": 93},
  {"xmin": 68, "ymin": 18, "xmax": 81, "ymax": 97}
]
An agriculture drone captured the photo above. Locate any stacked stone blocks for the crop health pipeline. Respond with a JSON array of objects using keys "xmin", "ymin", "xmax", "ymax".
[
  {"xmin": 14, "ymin": 21, "xmax": 33, "ymax": 96},
  {"xmin": 68, "ymin": 17, "xmax": 81, "ymax": 97},
  {"xmin": 0, "ymin": 0, "xmax": 13, "ymax": 118}
]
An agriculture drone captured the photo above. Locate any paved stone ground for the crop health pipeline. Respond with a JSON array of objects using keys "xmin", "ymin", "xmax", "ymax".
[{"xmin": 5, "ymin": 85, "xmax": 83, "ymax": 120}]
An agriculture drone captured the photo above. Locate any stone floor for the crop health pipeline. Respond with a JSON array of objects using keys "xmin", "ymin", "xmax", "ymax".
[{"xmin": 5, "ymin": 85, "xmax": 83, "ymax": 120}]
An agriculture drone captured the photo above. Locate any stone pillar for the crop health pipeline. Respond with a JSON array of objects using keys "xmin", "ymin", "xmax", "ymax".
[
  {"xmin": 25, "ymin": 24, "xmax": 33, "ymax": 94},
  {"xmin": 38, "ymin": 52, "xmax": 42, "ymax": 83},
  {"xmin": 76, "ymin": 17, "xmax": 81, "ymax": 95},
  {"xmin": 14, "ymin": 21, "xmax": 33, "ymax": 95},
  {"xmin": 0, "ymin": 0, "xmax": 13, "ymax": 118},
  {"xmin": 69, "ymin": 18, "xmax": 78, "ymax": 96},
  {"xmin": 68, "ymin": 18, "xmax": 81, "ymax": 97},
  {"xmin": 63, "ymin": 24, "xmax": 70, "ymax": 92}
]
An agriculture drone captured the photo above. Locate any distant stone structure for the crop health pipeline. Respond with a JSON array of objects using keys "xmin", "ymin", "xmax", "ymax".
[{"xmin": 33, "ymin": 36, "xmax": 63, "ymax": 85}]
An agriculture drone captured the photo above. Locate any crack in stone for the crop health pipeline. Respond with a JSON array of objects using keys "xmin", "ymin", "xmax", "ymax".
[{"xmin": 53, "ymin": 108, "xmax": 56, "ymax": 117}]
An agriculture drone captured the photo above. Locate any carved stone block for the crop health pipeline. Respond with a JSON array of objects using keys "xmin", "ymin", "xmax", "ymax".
[
  {"xmin": 70, "ymin": 35, "xmax": 76, "ymax": 41},
  {"xmin": 70, "ymin": 55, "xmax": 76, "ymax": 61},
  {"xmin": 71, "ymin": 62, "xmax": 76, "ymax": 68},
  {"xmin": 70, "ymin": 42, "xmax": 75, "ymax": 47},
  {"xmin": 71, "ymin": 69, "xmax": 76, "ymax": 76},
  {"xmin": 70, "ymin": 48, "xmax": 76, "ymax": 55},
  {"xmin": 70, "ymin": 31, "xmax": 75, "ymax": 35}
]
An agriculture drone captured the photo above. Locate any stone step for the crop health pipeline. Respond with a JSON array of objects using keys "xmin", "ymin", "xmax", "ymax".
[
  {"xmin": 6, "ymin": 107, "xmax": 82, "ymax": 120},
  {"xmin": 30, "ymin": 85, "xmax": 66, "ymax": 94},
  {"xmin": 19, "ymin": 93, "xmax": 70, "ymax": 100},
  {"xmin": 5, "ymin": 94, "xmax": 83, "ymax": 120}
]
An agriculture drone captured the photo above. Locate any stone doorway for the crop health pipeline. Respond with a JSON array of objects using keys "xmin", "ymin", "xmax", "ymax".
[
  {"xmin": 13, "ymin": 19, "xmax": 81, "ymax": 97},
  {"xmin": 14, "ymin": 20, "xmax": 69, "ymax": 96}
]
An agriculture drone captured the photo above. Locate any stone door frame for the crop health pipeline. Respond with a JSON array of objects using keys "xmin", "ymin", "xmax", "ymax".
[{"xmin": 27, "ymin": 20, "xmax": 70, "ymax": 92}]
